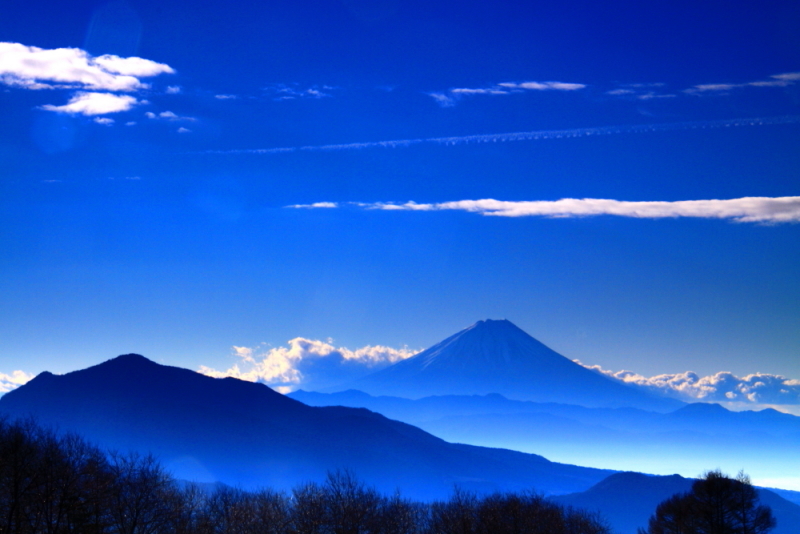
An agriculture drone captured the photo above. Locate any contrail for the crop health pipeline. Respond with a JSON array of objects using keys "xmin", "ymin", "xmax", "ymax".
[{"xmin": 204, "ymin": 115, "xmax": 800, "ymax": 155}]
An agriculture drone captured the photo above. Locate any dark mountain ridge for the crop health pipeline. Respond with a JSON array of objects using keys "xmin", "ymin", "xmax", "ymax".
[
  {"xmin": 0, "ymin": 354, "xmax": 613, "ymax": 500},
  {"xmin": 339, "ymin": 319, "xmax": 682, "ymax": 411}
]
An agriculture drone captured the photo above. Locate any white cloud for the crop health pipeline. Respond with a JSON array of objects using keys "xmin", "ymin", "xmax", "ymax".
[
  {"xmin": 166, "ymin": 85, "xmax": 181, "ymax": 94},
  {"xmin": 577, "ymin": 362, "xmax": 800, "ymax": 406},
  {"xmin": 0, "ymin": 42, "xmax": 173, "ymax": 92},
  {"xmin": 93, "ymin": 117, "xmax": 114, "ymax": 125},
  {"xmin": 177, "ymin": 127, "xmax": 191, "ymax": 133},
  {"xmin": 214, "ymin": 94, "xmax": 237, "ymax": 100},
  {"xmin": 0, "ymin": 370, "xmax": 35, "ymax": 394},
  {"xmin": 92, "ymin": 54, "xmax": 173, "ymax": 77},
  {"xmin": 199, "ymin": 338, "xmax": 418, "ymax": 392},
  {"xmin": 41, "ymin": 92, "xmax": 140, "ymax": 115},
  {"xmin": 298, "ymin": 196, "xmax": 800, "ymax": 224}
]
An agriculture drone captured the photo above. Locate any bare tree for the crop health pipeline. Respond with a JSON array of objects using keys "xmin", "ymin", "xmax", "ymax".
[{"xmin": 105, "ymin": 451, "xmax": 175, "ymax": 534}]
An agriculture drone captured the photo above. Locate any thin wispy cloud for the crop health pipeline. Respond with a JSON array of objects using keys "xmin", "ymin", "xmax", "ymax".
[
  {"xmin": 264, "ymin": 83, "xmax": 336, "ymax": 101},
  {"xmin": 685, "ymin": 72, "xmax": 800, "ymax": 94},
  {"xmin": 206, "ymin": 115, "xmax": 800, "ymax": 155},
  {"xmin": 294, "ymin": 196, "xmax": 800, "ymax": 223},
  {"xmin": 145, "ymin": 110, "xmax": 197, "ymax": 122},
  {"xmin": 429, "ymin": 79, "xmax": 586, "ymax": 106},
  {"xmin": 199, "ymin": 338, "xmax": 418, "ymax": 393}
]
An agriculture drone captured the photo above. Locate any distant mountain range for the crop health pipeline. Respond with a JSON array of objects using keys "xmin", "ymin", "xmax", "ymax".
[
  {"xmin": 336, "ymin": 319, "xmax": 682, "ymax": 411},
  {"xmin": 0, "ymin": 354, "xmax": 613, "ymax": 500},
  {"xmin": 290, "ymin": 389, "xmax": 800, "ymax": 482}
]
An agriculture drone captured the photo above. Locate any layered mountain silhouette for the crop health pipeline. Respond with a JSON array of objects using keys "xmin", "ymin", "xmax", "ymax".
[
  {"xmin": 0, "ymin": 354, "xmax": 613, "ymax": 500},
  {"xmin": 291, "ymin": 389, "xmax": 800, "ymax": 491},
  {"xmin": 337, "ymin": 319, "xmax": 682, "ymax": 411}
]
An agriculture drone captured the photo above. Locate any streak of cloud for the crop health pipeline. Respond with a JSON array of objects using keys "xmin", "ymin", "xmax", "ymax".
[
  {"xmin": 290, "ymin": 196, "xmax": 800, "ymax": 224},
  {"xmin": 685, "ymin": 72, "xmax": 800, "ymax": 94},
  {"xmin": 199, "ymin": 338, "xmax": 418, "ymax": 393},
  {"xmin": 206, "ymin": 115, "xmax": 800, "ymax": 155}
]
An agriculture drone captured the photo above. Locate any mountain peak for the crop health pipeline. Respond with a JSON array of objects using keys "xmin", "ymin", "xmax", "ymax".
[
  {"xmin": 341, "ymin": 320, "xmax": 683, "ymax": 411},
  {"xmin": 105, "ymin": 353, "xmax": 154, "ymax": 366}
]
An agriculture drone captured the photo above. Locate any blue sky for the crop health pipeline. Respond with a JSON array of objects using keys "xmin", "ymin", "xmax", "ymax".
[{"xmin": 1, "ymin": 0, "xmax": 799, "ymax": 400}]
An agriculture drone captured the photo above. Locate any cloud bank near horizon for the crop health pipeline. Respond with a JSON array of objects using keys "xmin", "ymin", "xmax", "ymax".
[
  {"xmin": 198, "ymin": 339, "xmax": 418, "ymax": 393},
  {"xmin": 579, "ymin": 361, "xmax": 800, "ymax": 407},
  {"xmin": 290, "ymin": 196, "xmax": 800, "ymax": 224}
]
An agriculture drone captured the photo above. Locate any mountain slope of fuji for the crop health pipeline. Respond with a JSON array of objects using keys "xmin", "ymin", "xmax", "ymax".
[
  {"xmin": 0, "ymin": 354, "xmax": 613, "ymax": 500},
  {"xmin": 338, "ymin": 319, "xmax": 682, "ymax": 411}
]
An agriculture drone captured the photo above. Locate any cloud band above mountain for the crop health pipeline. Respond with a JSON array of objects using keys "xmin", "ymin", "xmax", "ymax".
[
  {"xmin": 198, "ymin": 338, "xmax": 418, "ymax": 393},
  {"xmin": 289, "ymin": 196, "xmax": 800, "ymax": 223}
]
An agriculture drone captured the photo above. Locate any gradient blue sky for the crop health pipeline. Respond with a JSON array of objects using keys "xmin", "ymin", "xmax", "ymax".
[{"xmin": 1, "ymin": 0, "xmax": 799, "ymax": 387}]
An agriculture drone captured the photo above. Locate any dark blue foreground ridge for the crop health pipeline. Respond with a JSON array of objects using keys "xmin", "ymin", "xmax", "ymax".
[{"xmin": 0, "ymin": 351, "xmax": 613, "ymax": 500}]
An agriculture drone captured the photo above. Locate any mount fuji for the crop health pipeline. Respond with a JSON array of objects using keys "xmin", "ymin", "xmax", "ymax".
[{"xmin": 338, "ymin": 319, "xmax": 682, "ymax": 411}]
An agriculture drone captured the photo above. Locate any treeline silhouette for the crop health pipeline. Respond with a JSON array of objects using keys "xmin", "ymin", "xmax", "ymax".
[
  {"xmin": 0, "ymin": 417, "xmax": 610, "ymax": 534},
  {"xmin": 639, "ymin": 470, "xmax": 776, "ymax": 534}
]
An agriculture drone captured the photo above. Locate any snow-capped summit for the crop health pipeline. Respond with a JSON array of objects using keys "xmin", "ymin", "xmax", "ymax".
[{"xmin": 341, "ymin": 319, "xmax": 682, "ymax": 411}]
